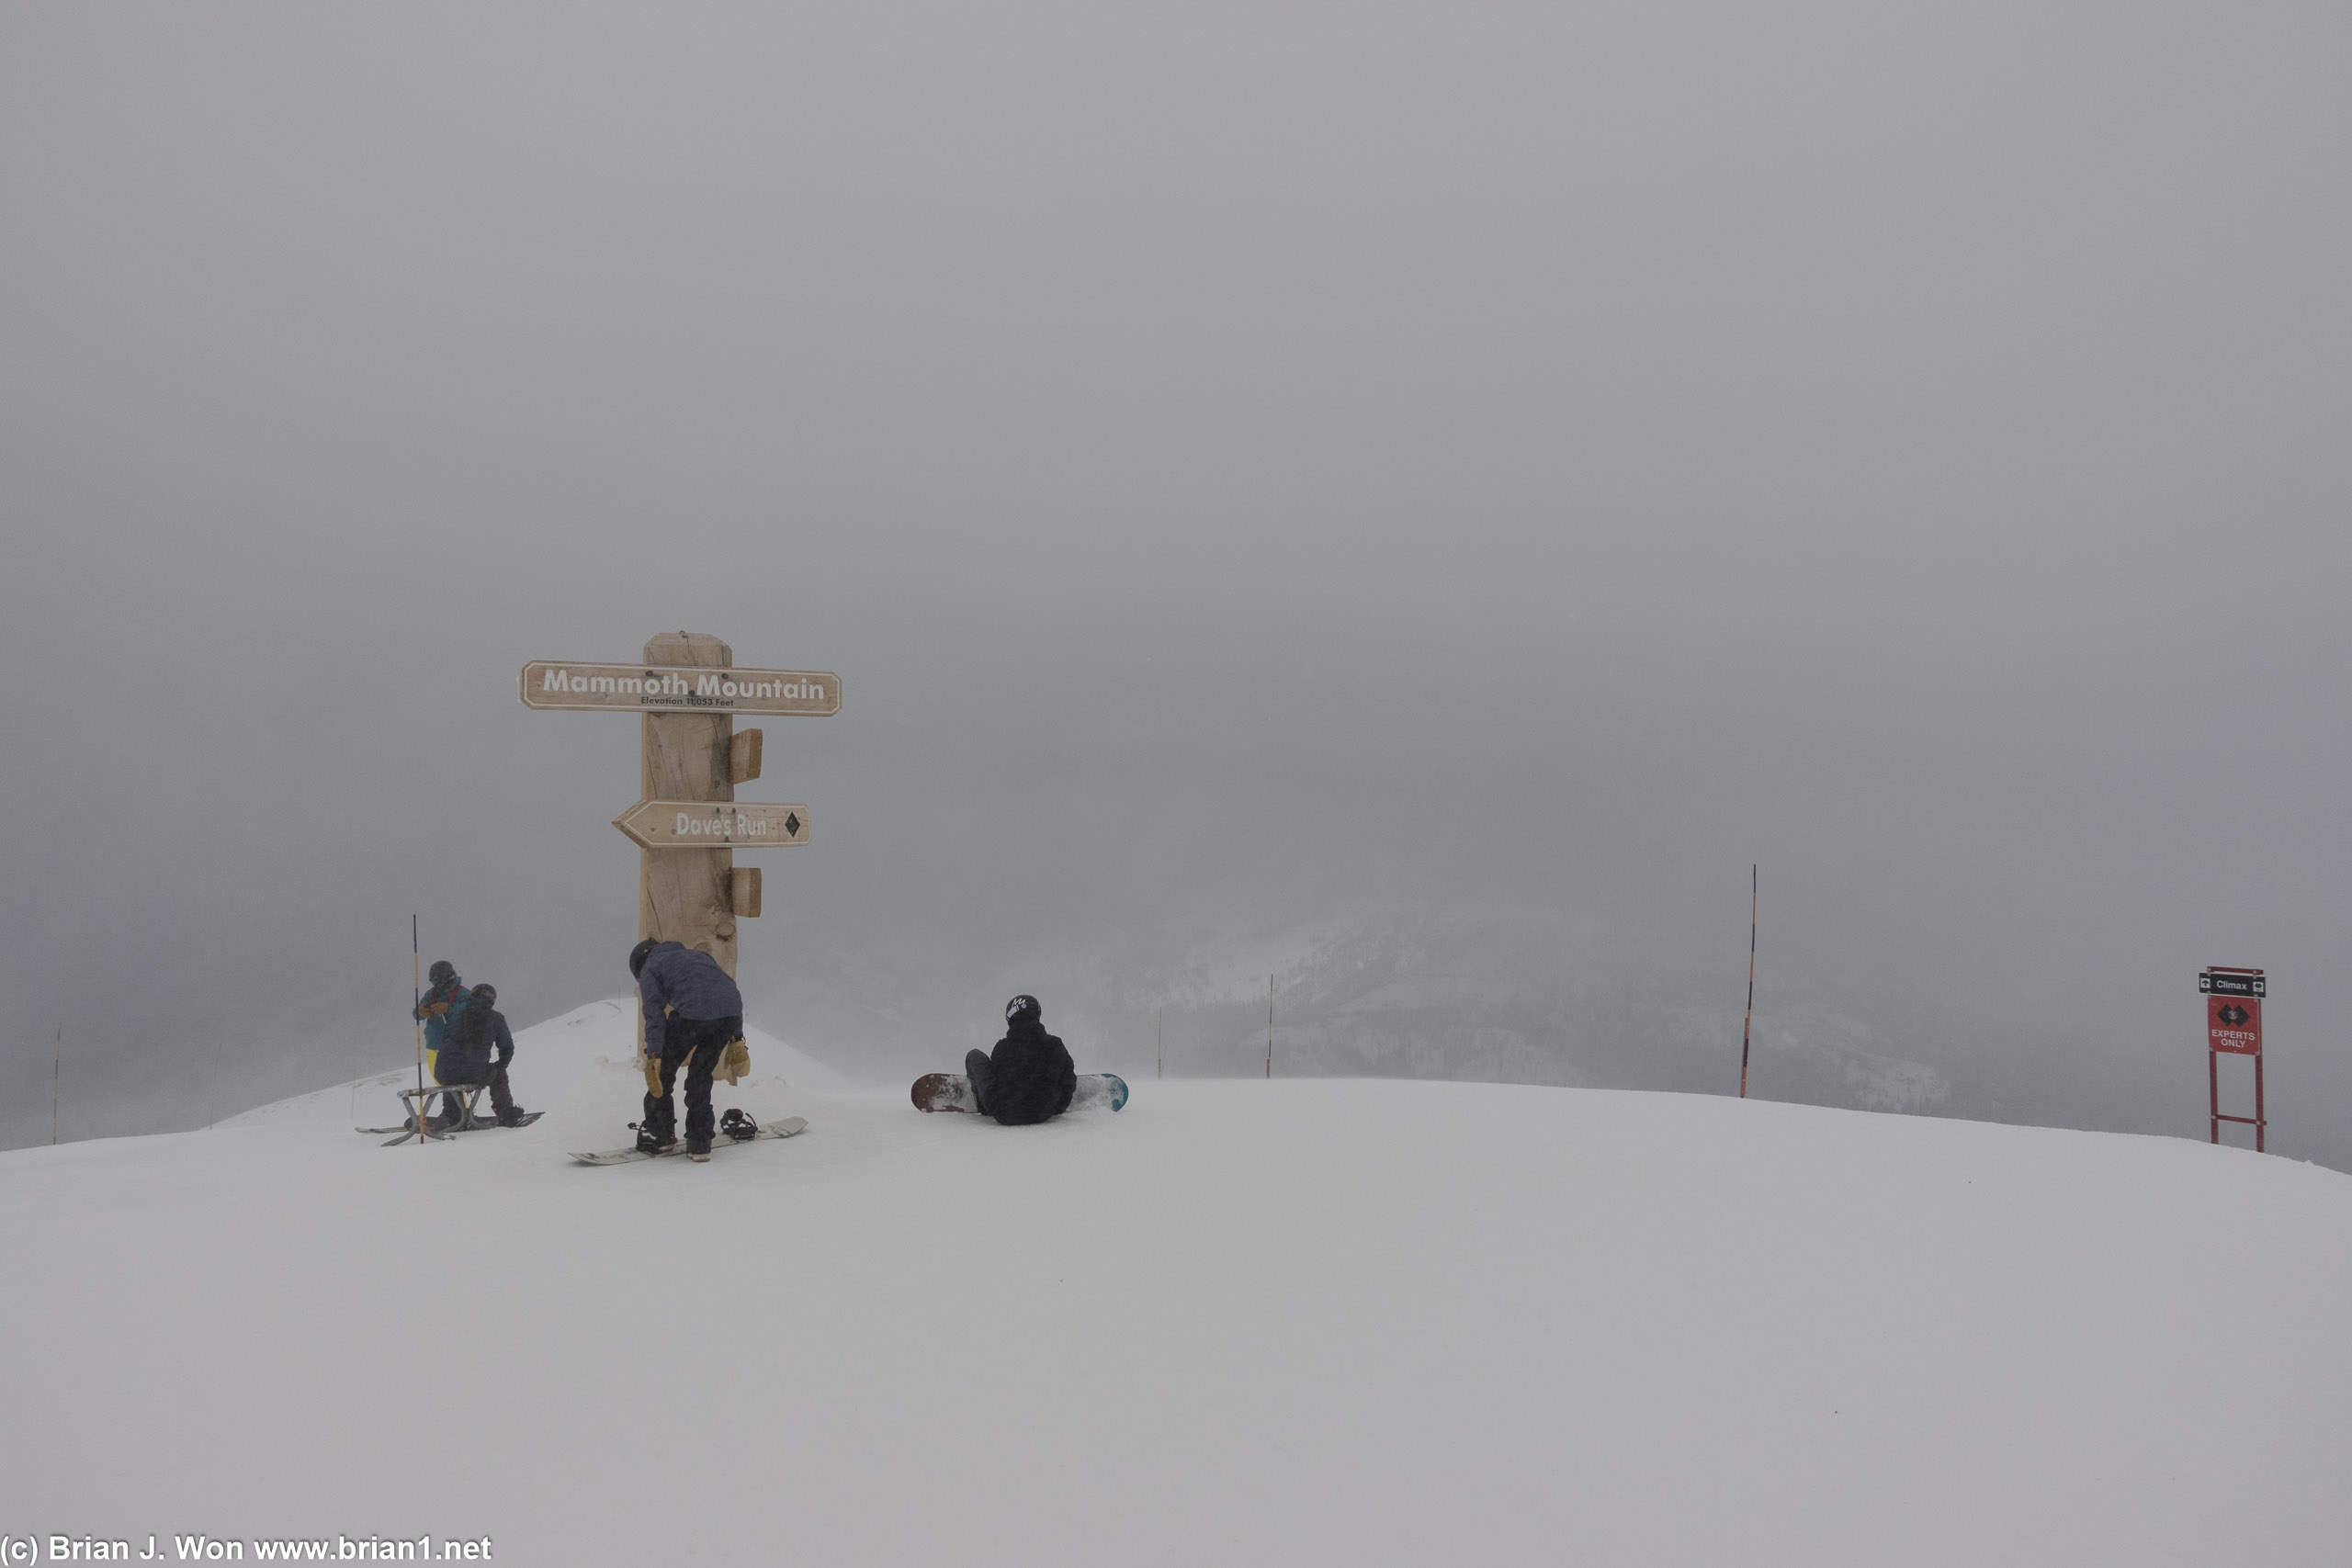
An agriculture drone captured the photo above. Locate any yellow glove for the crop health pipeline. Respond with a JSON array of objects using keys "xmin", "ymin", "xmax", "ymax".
[
  {"xmin": 642, "ymin": 1054, "xmax": 664, "ymax": 1098},
  {"xmin": 715, "ymin": 1037, "xmax": 751, "ymax": 1087}
]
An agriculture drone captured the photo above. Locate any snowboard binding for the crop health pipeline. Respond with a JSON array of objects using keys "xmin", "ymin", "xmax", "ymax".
[{"xmin": 719, "ymin": 1108, "xmax": 761, "ymax": 1143}]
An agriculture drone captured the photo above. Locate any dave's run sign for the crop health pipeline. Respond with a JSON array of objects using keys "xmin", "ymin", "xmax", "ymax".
[{"xmin": 612, "ymin": 800, "xmax": 810, "ymax": 851}]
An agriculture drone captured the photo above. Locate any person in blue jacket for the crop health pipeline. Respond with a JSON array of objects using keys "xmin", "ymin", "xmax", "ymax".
[
  {"xmin": 630, "ymin": 937, "xmax": 743, "ymax": 1160},
  {"xmin": 413, "ymin": 960, "xmax": 469, "ymax": 1078},
  {"xmin": 432, "ymin": 983, "xmax": 526, "ymax": 1128}
]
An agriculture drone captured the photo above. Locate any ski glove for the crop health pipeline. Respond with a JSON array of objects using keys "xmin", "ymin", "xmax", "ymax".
[
  {"xmin": 715, "ymin": 1037, "xmax": 751, "ymax": 1087},
  {"xmin": 641, "ymin": 1054, "xmax": 665, "ymax": 1098}
]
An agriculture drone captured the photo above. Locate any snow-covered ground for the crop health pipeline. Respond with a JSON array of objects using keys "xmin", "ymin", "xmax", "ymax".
[{"xmin": 3, "ymin": 999, "xmax": 2347, "ymax": 1565}]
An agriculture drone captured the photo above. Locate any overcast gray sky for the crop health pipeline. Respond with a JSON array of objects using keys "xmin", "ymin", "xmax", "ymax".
[{"xmin": 4, "ymin": 4, "xmax": 2347, "ymax": 1160}]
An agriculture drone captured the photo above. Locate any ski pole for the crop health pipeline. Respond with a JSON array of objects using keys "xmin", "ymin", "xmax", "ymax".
[{"xmin": 1739, "ymin": 865, "xmax": 1757, "ymax": 1098}]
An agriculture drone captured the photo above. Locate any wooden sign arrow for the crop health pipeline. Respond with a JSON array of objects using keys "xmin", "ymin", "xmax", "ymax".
[
  {"xmin": 613, "ymin": 800, "xmax": 811, "ymax": 850},
  {"xmin": 522, "ymin": 660, "xmax": 840, "ymax": 716}
]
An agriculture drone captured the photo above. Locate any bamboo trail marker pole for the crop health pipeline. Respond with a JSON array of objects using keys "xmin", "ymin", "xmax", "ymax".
[
  {"xmin": 1738, "ymin": 865, "xmax": 1758, "ymax": 1099},
  {"xmin": 413, "ymin": 916, "xmax": 425, "ymax": 1143}
]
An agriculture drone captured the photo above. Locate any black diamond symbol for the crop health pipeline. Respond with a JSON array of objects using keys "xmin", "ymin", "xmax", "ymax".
[
  {"xmin": 2219, "ymin": 1004, "xmax": 2249, "ymax": 1027},
  {"xmin": 784, "ymin": 813, "xmax": 801, "ymax": 837}
]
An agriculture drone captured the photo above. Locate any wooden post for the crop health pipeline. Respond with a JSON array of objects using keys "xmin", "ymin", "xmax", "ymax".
[{"xmin": 638, "ymin": 632, "xmax": 738, "ymax": 1049}]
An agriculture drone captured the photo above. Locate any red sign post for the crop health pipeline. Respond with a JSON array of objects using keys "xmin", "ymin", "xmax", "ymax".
[{"xmin": 2200, "ymin": 967, "xmax": 2267, "ymax": 1151}]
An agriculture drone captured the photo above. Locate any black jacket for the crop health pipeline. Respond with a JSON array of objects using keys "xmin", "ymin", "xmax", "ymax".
[
  {"xmin": 435, "ymin": 1005, "xmax": 514, "ymax": 1086},
  {"xmin": 986, "ymin": 1019, "xmax": 1076, "ymax": 1125}
]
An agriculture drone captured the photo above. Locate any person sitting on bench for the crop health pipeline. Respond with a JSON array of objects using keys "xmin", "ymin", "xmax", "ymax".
[{"xmin": 431, "ymin": 983, "xmax": 525, "ymax": 1128}]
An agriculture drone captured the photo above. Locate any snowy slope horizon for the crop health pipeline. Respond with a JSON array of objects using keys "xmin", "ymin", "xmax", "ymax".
[
  {"xmin": 7, "ymin": 900, "xmax": 2281, "ymax": 1171},
  {"xmin": 6, "ymin": 999, "xmax": 2349, "ymax": 1565}
]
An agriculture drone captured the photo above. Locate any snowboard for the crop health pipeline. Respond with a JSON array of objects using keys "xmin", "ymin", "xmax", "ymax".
[
  {"xmin": 570, "ymin": 1115, "xmax": 808, "ymax": 1166},
  {"xmin": 359, "ymin": 1111, "xmax": 544, "ymax": 1136},
  {"xmin": 911, "ymin": 1073, "xmax": 1128, "ymax": 1114}
]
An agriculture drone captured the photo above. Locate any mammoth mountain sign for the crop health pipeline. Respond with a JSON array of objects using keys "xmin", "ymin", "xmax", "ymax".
[{"xmin": 520, "ymin": 660, "xmax": 840, "ymax": 716}]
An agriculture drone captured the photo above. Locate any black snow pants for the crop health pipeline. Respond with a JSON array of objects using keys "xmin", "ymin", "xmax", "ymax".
[
  {"xmin": 643, "ymin": 1015, "xmax": 739, "ymax": 1146},
  {"xmin": 965, "ymin": 1048, "xmax": 994, "ymax": 1116},
  {"xmin": 431, "ymin": 1062, "xmax": 517, "ymax": 1128}
]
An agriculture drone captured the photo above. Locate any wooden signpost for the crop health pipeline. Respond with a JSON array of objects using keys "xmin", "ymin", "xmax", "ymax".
[{"xmin": 522, "ymin": 633, "xmax": 835, "ymax": 1045}]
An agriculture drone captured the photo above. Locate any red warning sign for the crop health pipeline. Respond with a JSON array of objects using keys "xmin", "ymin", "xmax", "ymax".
[{"xmin": 2208, "ymin": 995, "xmax": 2262, "ymax": 1055}]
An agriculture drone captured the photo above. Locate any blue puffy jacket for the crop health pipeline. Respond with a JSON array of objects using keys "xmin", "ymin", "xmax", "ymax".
[
  {"xmin": 637, "ymin": 942, "xmax": 744, "ymax": 1057},
  {"xmin": 413, "ymin": 976, "xmax": 469, "ymax": 1060}
]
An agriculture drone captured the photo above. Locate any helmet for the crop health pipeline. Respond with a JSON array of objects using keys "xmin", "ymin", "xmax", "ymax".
[
  {"xmin": 471, "ymin": 984, "xmax": 497, "ymax": 1005},
  {"xmin": 1004, "ymin": 994, "xmax": 1041, "ymax": 1026},
  {"xmin": 629, "ymin": 938, "xmax": 660, "ymax": 978},
  {"xmin": 427, "ymin": 960, "xmax": 456, "ymax": 986}
]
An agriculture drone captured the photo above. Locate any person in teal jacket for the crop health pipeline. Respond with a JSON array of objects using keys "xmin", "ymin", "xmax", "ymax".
[{"xmin": 413, "ymin": 959, "xmax": 469, "ymax": 1077}]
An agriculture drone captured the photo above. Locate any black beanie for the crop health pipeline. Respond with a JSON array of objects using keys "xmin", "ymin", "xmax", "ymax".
[
  {"xmin": 1004, "ymin": 994, "xmax": 1041, "ymax": 1026},
  {"xmin": 629, "ymin": 938, "xmax": 660, "ymax": 978}
]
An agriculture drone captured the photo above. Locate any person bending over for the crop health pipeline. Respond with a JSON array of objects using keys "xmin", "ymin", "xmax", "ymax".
[
  {"xmin": 630, "ymin": 938, "xmax": 743, "ymax": 1161},
  {"xmin": 967, "ymin": 995, "xmax": 1076, "ymax": 1125}
]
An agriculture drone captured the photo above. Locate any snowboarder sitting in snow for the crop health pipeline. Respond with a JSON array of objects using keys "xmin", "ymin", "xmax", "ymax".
[
  {"xmin": 630, "ymin": 937, "xmax": 744, "ymax": 1161},
  {"xmin": 967, "ymin": 995, "xmax": 1076, "ymax": 1125},
  {"xmin": 432, "ymin": 983, "xmax": 526, "ymax": 1129},
  {"xmin": 413, "ymin": 959, "xmax": 469, "ymax": 1078}
]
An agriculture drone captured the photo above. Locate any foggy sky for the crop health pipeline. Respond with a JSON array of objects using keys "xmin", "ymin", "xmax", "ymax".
[{"xmin": 4, "ymin": 5, "xmax": 2347, "ymax": 1161}]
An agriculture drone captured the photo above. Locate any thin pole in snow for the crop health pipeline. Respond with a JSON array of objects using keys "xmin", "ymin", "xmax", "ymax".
[
  {"xmin": 1158, "ymin": 1006, "xmax": 1163, "ymax": 1081},
  {"xmin": 1266, "ymin": 975, "xmax": 1273, "ymax": 1079},
  {"xmin": 1739, "ymin": 865, "xmax": 1758, "ymax": 1099},
  {"xmin": 413, "ymin": 916, "xmax": 426, "ymax": 1145},
  {"xmin": 52, "ymin": 1029, "xmax": 61, "ymax": 1145}
]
